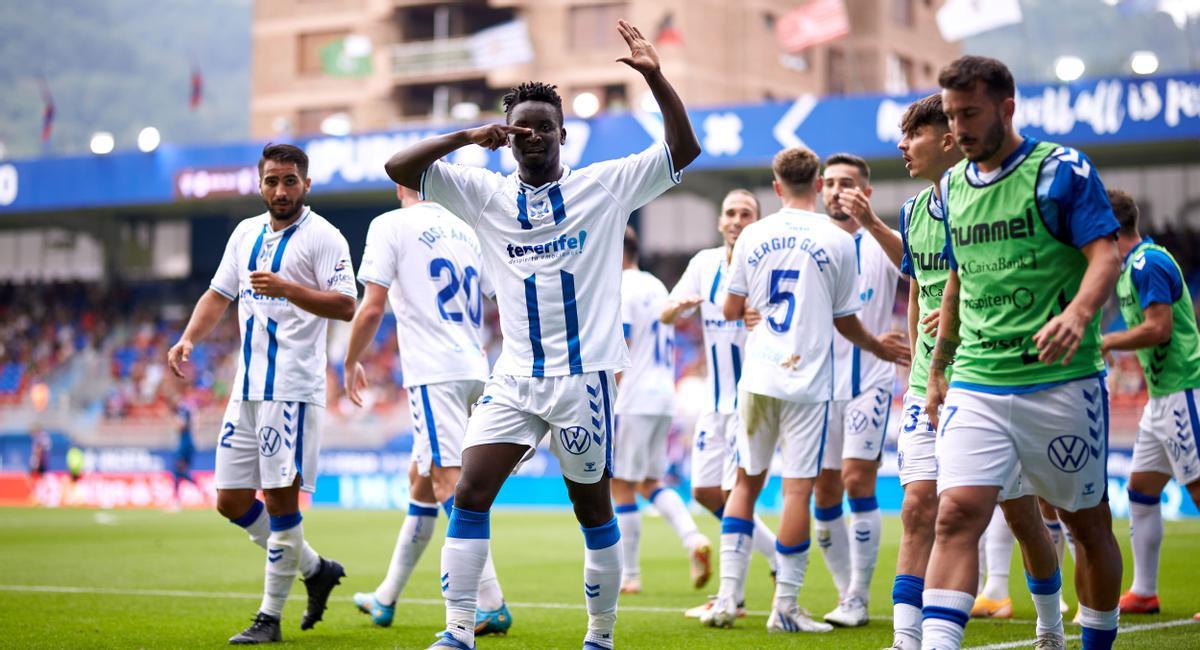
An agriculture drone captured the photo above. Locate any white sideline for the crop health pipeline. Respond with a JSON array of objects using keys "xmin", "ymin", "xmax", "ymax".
[
  {"xmin": 0, "ymin": 583, "xmax": 1037, "ymax": 624},
  {"xmin": 964, "ymin": 617, "xmax": 1198, "ymax": 649}
]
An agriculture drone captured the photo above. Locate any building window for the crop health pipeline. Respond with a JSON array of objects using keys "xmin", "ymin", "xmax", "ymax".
[
  {"xmin": 826, "ymin": 47, "xmax": 846, "ymax": 95},
  {"xmin": 298, "ymin": 30, "xmax": 349, "ymax": 75},
  {"xmin": 568, "ymin": 4, "xmax": 626, "ymax": 51},
  {"xmin": 296, "ymin": 106, "xmax": 349, "ymax": 136},
  {"xmin": 886, "ymin": 53, "xmax": 914, "ymax": 93},
  {"xmin": 893, "ymin": 0, "xmax": 914, "ymax": 27}
]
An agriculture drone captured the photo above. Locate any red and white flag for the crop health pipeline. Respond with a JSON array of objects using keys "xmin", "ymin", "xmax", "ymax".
[{"xmin": 775, "ymin": 0, "xmax": 850, "ymax": 53}]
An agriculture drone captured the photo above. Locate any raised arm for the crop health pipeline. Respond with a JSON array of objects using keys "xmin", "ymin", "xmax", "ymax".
[
  {"xmin": 837, "ymin": 188, "xmax": 904, "ymax": 268},
  {"xmin": 384, "ymin": 125, "xmax": 532, "ymax": 190},
  {"xmin": 615, "ymin": 20, "xmax": 700, "ymax": 169}
]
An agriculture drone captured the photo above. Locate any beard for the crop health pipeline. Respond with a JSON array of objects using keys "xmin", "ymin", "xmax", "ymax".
[
  {"xmin": 263, "ymin": 193, "xmax": 305, "ymax": 222},
  {"xmin": 828, "ymin": 211, "xmax": 851, "ymax": 221},
  {"xmin": 966, "ymin": 117, "xmax": 1007, "ymax": 163}
]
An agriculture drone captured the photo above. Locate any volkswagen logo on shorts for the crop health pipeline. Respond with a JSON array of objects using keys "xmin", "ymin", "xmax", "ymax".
[
  {"xmin": 560, "ymin": 426, "xmax": 592, "ymax": 455},
  {"xmin": 259, "ymin": 426, "xmax": 283, "ymax": 457},
  {"xmin": 1047, "ymin": 435, "xmax": 1089, "ymax": 473}
]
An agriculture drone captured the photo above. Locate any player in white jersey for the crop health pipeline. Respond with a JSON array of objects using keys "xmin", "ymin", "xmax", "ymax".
[
  {"xmin": 702, "ymin": 147, "xmax": 908, "ymax": 634},
  {"xmin": 167, "ymin": 144, "xmax": 356, "ymax": 644},
  {"xmin": 661, "ymin": 189, "xmax": 780, "ymax": 618},
  {"xmin": 384, "ymin": 20, "xmax": 701, "ymax": 650},
  {"xmin": 809, "ymin": 153, "xmax": 905, "ymax": 627},
  {"xmin": 612, "ymin": 227, "xmax": 712, "ymax": 595},
  {"xmin": 342, "ymin": 186, "xmax": 511, "ymax": 636}
]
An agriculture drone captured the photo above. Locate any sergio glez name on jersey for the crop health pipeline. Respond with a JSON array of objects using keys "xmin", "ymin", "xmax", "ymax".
[{"xmin": 746, "ymin": 235, "xmax": 830, "ymax": 271}]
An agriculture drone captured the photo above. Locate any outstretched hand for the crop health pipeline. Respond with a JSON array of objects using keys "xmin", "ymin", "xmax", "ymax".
[
  {"xmin": 615, "ymin": 19, "xmax": 660, "ymax": 75},
  {"xmin": 466, "ymin": 124, "xmax": 533, "ymax": 151}
]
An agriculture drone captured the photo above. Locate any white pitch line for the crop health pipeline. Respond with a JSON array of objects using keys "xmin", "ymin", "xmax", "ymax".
[
  {"xmin": 965, "ymin": 617, "xmax": 1198, "ymax": 650},
  {"xmin": 0, "ymin": 584, "xmax": 1046, "ymax": 625}
]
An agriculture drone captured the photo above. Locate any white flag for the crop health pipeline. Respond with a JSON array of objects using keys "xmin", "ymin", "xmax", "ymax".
[{"xmin": 936, "ymin": 0, "xmax": 1023, "ymax": 42}]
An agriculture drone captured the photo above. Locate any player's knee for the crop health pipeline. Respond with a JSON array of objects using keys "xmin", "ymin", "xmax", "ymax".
[
  {"xmin": 692, "ymin": 487, "xmax": 724, "ymax": 512},
  {"xmin": 900, "ymin": 489, "xmax": 937, "ymax": 536},
  {"xmin": 934, "ymin": 495, "xmax": 989, "ymax": 541},
  {"xmin": 1060, "ymin": 510, "xmax": 1116, "ymax": 550},
  {"xmin": 215, "ymin": 491, "xmax": 252, "ymax": 520}
]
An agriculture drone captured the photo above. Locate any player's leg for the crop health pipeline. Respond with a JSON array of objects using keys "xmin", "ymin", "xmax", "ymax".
[
  {"xmin": 722, "ymin": 414, "xmax": 779, "ymax": 576},
  {"xmin": 921, "ymin": 388, "xmax": 1016, "ymax": 649},
  {"xmin": 891, "ymin": 393, "xmax": 938, "ymax": 649},
  {"xmin": 1001, "ymin": 494, "xmax": 1065, "ymax": 643},
  {"xmin": 356, "ymin": 463, "xmax": 436, "ymax": 627},
  {"xmin": 690, "ymin": 413, "xmax": 729, "ymax": 515},
  {"xmin": 1038, "ymin": 497, "xmax": 1073, "ymax": 614},
  {"xmin": 972, "ymin": 505, "xmax": 1015, "ymax": 618},
  {"xmin": 1123, "ymin": 471, "xmax": 1168, "ymax": 612},
  {"xmin": 813, "ymin": 400, "xmax": 851, "ymax": 598},
  {"xmin": 611, "ymin": 414, "xmax": 646, "ymax": 594},
  {"xmin": 637, "ymin": 415, "xmax": 711, "ymax": 588}
]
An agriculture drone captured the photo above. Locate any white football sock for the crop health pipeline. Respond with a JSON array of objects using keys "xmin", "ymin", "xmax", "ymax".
[
  {"xmin": 376, "ymin": 500, "xmax": 438, "ymax": 605},
  {"xmin": 260, "ymin": 513, "xmax": 305, "ymax": 619},
  {"xmin": 230, "ymin": 500, "xmax": 321, "ymax": 578},
  {"xmin": 892, "ymin": 574, "xmax": 924, "ymax": 646},
  {"xmin": 1026, "ymin": 568, "xmax": 1065, "ymax": 637},
  {"xmin": 772, "ymin": 539, "xmax": 810, "ymax": 611},
  {"xmin": 477, "ymin": 547, "xmax": 504, "ymax": 611},
  {"xmin": 582, "ymin": 518, "xmax": 622, "ymax": 650},
  {"xmin": 441, "ymin": 507, "xmax": 490, "ymax": 647},
  {"xmin": 813, "ymin": 503, "xmax": 850, "ymax": 597},
  {"xmin": 848, "ymin": 496, "xmax": 881, "ymax": 602},
  {"xmin": 921, "ymin": 588, "xmax": 974, "ymax": 650},
  {"xmin": 717, "ymin": 516, "xmax": 754, "ymax": 605},
  {"xmin": 1077, "ymin": 605, "xmax": 1119, "ymax": 649},
  {"xmin": 981, "ymin": 507, "xmax": 1013, "ymax": 601},
  {"xmin": 752, "ymin": 514, "xmax": 779, "ymax": 573},
  {"xmin": 615, "ymin": 503, "xmax": 641, "ymax": 581},
  {"xmin": 650, "ymin": 487, "xmax": 705, "ymax": 549},
  {"xmin": 1128, "ymin": 492, "xmax": 1163, "ymax": 596}
]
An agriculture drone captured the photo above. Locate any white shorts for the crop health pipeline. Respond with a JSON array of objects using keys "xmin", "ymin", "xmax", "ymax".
[
  {"xmin": 409, "ymin": 380, "xmax": 485, "ymax": 476},
  {"xmin": 464, "ymin": 371, "xmax": 615, "ymax": 484},
  {"xmin": 691, "ymin": 411, "xmax": 740, "ymax": 490},
  {"xmin": 737, "ymin": 392, "xmax": 829, "ymax": 480},
  {"xmin": 897, "ymin": 390, "xmax": 937, "ymax": 486},
  {"xmin": 935, "ymin": 376, "xmax": 1108, "ymax": 512},
  {"xmin": 822, "ymin": 386, "xmax": 893, "ymax": 470},
  {"xmin": 612, "ymin": 413, "xmax": 672, "ymax": 482},
  {"xmin": 1130, "ymin": 388, "xmax": 1200, "ymax": 486},
  {"xmin": 215, "ymin": 398, "xmax": 322, "ymax": 493}
]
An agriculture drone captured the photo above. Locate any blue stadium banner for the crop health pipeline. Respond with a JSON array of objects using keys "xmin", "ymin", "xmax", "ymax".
[{"xmin": 2, "ymin": 73, "xmax": 1198, "ymax": 214}]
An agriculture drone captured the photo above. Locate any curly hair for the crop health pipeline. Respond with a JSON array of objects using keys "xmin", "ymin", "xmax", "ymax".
[{"xmin": 502, "ymin": 81, "xmax": 564, "ymax": 126}]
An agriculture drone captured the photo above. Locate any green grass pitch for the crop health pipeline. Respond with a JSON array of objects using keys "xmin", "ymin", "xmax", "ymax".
[{"xmin": 2, "ymin": 508, "xmax": 1200, "ymax": 648}]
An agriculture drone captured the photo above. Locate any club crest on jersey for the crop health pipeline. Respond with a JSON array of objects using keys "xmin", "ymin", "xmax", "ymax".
[
  {"xmin": 258, "ymin": 241, "xmax": 277, "ymax": 268},
  {"xmin": 259, "ymin": 426, "xmax": 283, "ymax": 457},
  {"xmin": 559, "ymin": 426, "xmax": 593, "ymax": 455},
  {"xmin": 1047, "ymin": 435, "xmax": 1089, "ymax": 473}
]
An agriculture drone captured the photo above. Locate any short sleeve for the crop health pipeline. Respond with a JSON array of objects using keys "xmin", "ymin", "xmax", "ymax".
[
  {"xmin": 313, "ymin": 229, "xmax": 358, "ymax": 298},
  {"xmin": 587, "ymin": 142, "xmax": 682, "ymax": 214},
  {"xmin": 209, "ymin": 224, "xmax": 249, "ymax": 300},
  {"xmin": 358, "ymin": 216, "xmax": 398, "ymax": 288},
  {"xmin": 726, "ymin": 237, "xmax": 749, "ymax": 298},
  {"xmin": 1037, "ymin": 147, "xmax": 1119, "ymax": 249},
  {"xmin": 420, "ymin": 161, "xmax": 506, "ymax": 227},
  {"xmin": 832, "ymin": 235, "xmax": 863, "ymax": 318},
  {"xmin": 1131, "ymin": 250, "xmax": 1183, "ymax": 310},
  {"xmin": 668, "ymin": 254, "xmax": 703, "ymax": 303},
  {"xmin": 898, "ymin": 199, "xmax": 915, "ymax": 278}
]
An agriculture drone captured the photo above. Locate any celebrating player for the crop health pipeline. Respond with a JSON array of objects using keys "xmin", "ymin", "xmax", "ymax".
[
  {"xmin": 703, "ymin": 146, "xmax": 908, "ymax": 634},
  {"xmin": 1101, "ymin": 189, "xmax": 1200, "ymax": 618},
  {"xmin": 661, "ymin": 189, "xmax": 780, "ymax": 619},
  {"xmin": 344, "ymin": 186, "xmax": 511, "ymax": 635},
  {"xmin": 167, "ymin": 143, "xmax": 355, "ymax": 644},
  {"xmin": 612, "ymin": 227, "xmax": 712, "ymax": 595},
  {"xmin": 923, "ymin": 56, "xmax": 1124, "ymax": 650},
  {"xmin": 384, "ymin": 19, "xmax": 700, "ymax": 650},
  {"xmin": 811, "ymin": 153, "xmax": 905, "ymax": 628}
]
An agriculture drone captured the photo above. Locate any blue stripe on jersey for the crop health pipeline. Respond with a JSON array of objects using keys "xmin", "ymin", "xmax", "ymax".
[
  {"xmin": 263, "ymin": 318, "xmax": 280, "ymax": 401},
  {"xmin": 241, "ymin": 316, "xmax": 254, "ymax": 400},
  {"xmin": 709, "ymin": 264, "xmax": 723, "ymax": 304},
  {"xmin": 854, "ymin": 232, "xmax": 863, "ymax": 273},
  {"xmin": 549, "ymin": 185, "xmax": 567, "ymax": 225},
  {"xmin": 524, "ymin": 275, "xmax": 545, "ymax": 376},
  {"xmin": 710, "ymin": 345, "xmax": 720, "ymax": 412},
  {"xmin": 852, "ymin": 347, "xmax": 861, "ymax": 398},
  {"xmin": 731, "ymin": 343, "xmax": 742, "ymax": 407},
  {"xmin": 599, "ymin": 371, "xmax": 614, "ymax": 477},
  {"xmin": 247, "ymin": 225, "xmax": 267, "ymax": 271},
  {"xmin": 815, "ymin": 401, "xmax": 829, "ymax": 473},
  {"xmin": 561, "ymin": 270, "xmax": 583, "ymax": 375},
  {"xmin": 271, "ymin": 223, "xmax": 299, "ymax": 272},
  {"xmin": 420, "ymin": 385, "xmax": 442, "ymax": 466},
  {"xmin": 516, "ymin": 191, "xmax": 532, "ymax": 230},
  {"xmin": 296, "ymin": 402, "xmax": 306, "ymax": 487}
]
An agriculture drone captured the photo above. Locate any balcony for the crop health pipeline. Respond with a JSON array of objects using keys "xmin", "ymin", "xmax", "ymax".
[{"xmin": 391, "ymin": 19, "xmax": 531, "ymax": 83}]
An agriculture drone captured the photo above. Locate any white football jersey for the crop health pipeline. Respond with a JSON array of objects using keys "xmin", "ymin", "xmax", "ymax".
[
  {"xmin": 726, "ymin": 208, "xmax": 860, "ymax": 403},
  {"xmin": 831, "ymin": 229, "xmax": 901, "ymax": 399},
  {"xmin": 209, "ymin": 208, "xmax": 357, "ymax": 407},
  {"xmin": 420, "ymin": 142, "xmax": 682, "ymax": 377},
  {"xmin": 358, "ymin": 202, "xmax": 490, "ymax": 388},
  {"xmin": 615, "ymin": 268, "xmax": 675, "ymax": 415},
  {"xmin": 668, "ymin": 247, "xmax": 747, "ymax": 415}
]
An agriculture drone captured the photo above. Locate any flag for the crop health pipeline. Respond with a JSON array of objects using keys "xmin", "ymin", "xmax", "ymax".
[
  {"xmin": 190, "ymin": 67, "xmax": 203, "ymax": 110},
  {"xmin": 775, "ymin": 0, "xmax": 850, "ymax": 53},
  {"xmin": 654, "ymin": 12, "xmax": 683, "ymax": 46},
  {"xmin": 39, "ymin": 79, "xmax": 54, "ymax": 143},
  {"xmin": 935, "ymin": 0, "xmax": 1023, "ymax": 42}
]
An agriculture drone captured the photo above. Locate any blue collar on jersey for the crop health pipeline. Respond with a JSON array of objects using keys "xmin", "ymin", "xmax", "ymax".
[
  {"xmin": 248, "ymin": 207, "xmax": 309, "ymax": 272},
  {"xmin": 965, "ymin": 136, "xmax": 1038, "ymax": 187},
  {"xmin": 926, "ymin": 188, "xmax": 945, "ymax": 221},
  {"xmin": 515, "ymin": 166, "xmax": 572, "ymax": 193}
]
